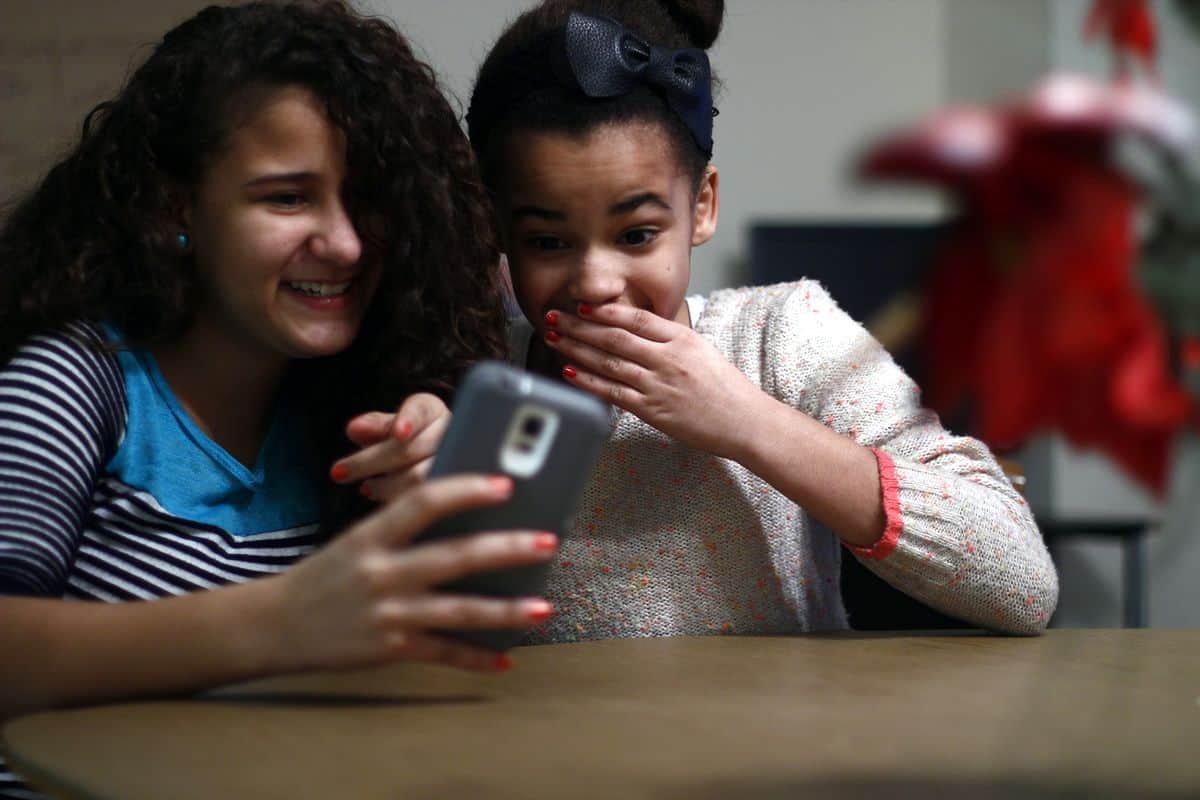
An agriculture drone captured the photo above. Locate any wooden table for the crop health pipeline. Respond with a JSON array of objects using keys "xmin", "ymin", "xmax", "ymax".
[{"xmin": 4, "ymin": 630, "xmax": 1198, "ymax": 799}]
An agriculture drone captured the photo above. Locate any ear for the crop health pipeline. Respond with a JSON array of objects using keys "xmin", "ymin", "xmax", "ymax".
[{"xmin": 691, "ymin": 165, "xmax": 719, "ymax": 247}]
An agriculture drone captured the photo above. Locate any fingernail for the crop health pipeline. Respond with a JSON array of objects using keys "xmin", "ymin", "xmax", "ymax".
[
  {"xmin": 562, "ymin": 365, "xmax": 577, "ymax": 379},
  {"xmin": 544, "ymin": 329, "xmax": 561, "ymax": 344},
  {"xmin": 544, "ymin": 310, "xmax": 559, "ymax": 326},
  {"xmin": 330, "ymin": 463, "xmax": 350, "ymax": 482},
  {"xmin": 533, "ymin": 533, "xmax": 558, "ymax": 552},
  {"xmin": 526, "ymin": 600, "xmax": 554, "ymax": 622},
  {"xmin": 578, "ymin": 302, "xmax": 593, "ymax": 316},
  {"xmin": 395, "ymin": 420, "xmax": 413, "ymax": 440},
  {"xmin": 489, "ymin": 475, "xmax": 514, "ymax": 495},
  {"xmin": 494, "ymin": 654, "xmax": 514, "ymax": 672},
  {"xmin": 359, "ymin": 482, "xmax": 372, "ymax": 498}
]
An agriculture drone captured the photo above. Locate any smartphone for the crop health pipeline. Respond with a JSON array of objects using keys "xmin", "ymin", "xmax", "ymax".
[{"xmin": 420, "ymin": 360, "xmax": 611, "ymax": 651}]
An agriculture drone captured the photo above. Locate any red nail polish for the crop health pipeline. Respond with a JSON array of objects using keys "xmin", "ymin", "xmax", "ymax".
[
  {"xmin": 544, "ymin": 329, "xmax": 561, "ymax": 344},
  {"xmin": 562, "ymin": 365, "xmax": 577, "ymax": 379},
  {"xmin": 544, "ymin": 310, "xmax": 559, "ymax": 326},
  {"xmin": 494, "ymin": 654, "xmax": 514, "ymax": 672},
  {"xmin": 359, "ymin": 482, "xmax": 372, "ymax": 498},
  {"xmin": 533, "ymin": 533, "xmax": 558, "ymax": 552},
  {"xmin": 395, "ymin": 420, "xmax": 413, "ymax": 440},
  {"xmin": 577, "ymin": 302, "xmax": 593, "ymax": 316},
  {"xmin": 527, "ymin": 602, "xmax": 554, "ymax": 623},
  {"xmin": 330, "ymin": 463, "xmax": 350, "ymax": 482}
]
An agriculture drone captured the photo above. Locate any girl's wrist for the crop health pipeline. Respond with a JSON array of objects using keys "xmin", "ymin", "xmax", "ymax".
[
  {"xmin": 723, "ymin": 393, "xmax": 888, "ymax": 547},
  {"xmin": 724, "ymin": 390, "xmax": 795, "ymax": 471},
  {"xmin": 224, "ymin": 574, "xmax": 296, "ymax": 678}
]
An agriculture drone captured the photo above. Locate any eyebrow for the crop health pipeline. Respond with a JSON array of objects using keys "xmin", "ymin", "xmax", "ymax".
[
  {"xmin": 511, "ymin": 205, "xmax": 566, "ymax": 222},
  {"xmin": 242, "ymin": 171, "xmax": 319, "ymax": 189},
  {"xmin": 511, "ymin": 192, "xmax": 673, "ymax": 222},
  {"xmin": 610, "ymin": 192, "xmax": 672, "ymax": 215}
]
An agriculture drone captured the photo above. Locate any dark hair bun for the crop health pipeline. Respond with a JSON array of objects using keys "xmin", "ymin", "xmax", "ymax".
[{"xmin": 660, "ymin": 0, "xmax": 724, "ymax": 49}]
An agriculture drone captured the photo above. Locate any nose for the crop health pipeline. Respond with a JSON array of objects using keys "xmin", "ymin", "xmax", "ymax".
[
  {"xmin": 567, "ymin": 248, "xmax": 625, "ymax": 306},
  {"xmin": 310, "ymin": 200, "xmax": 362, "ymax": 267}
]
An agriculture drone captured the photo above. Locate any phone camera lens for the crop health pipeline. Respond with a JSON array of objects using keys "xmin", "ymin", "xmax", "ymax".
[{"xmin": 521, "ymin": 416, "xmax": 544, "ymax": 437}]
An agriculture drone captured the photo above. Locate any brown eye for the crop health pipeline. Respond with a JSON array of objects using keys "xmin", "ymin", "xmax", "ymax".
[
  {"xmin": 619, "ymin": 228, "xmax": 656, "ymax": 246},
  {"xmin": 268, "ymin": 192, "xmax": 305, "ymax": 207},
  {"xmin": 527, "ymin": 235, "xmax": 567, "ymax": 251}
]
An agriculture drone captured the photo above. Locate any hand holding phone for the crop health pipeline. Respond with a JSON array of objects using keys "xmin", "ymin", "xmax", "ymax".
[{"xmin": 419, "ymin": 361, "xmax": 610, "ymax": 650}]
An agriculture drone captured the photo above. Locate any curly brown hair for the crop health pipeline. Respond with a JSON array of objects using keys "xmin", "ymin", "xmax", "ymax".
[{"xmin": 0, "ymin": 0, "xmax": 507, "ymax": 526}]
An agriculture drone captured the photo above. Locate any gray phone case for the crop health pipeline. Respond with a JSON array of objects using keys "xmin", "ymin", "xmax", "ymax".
[{"xmin": 420, "ymin": 360, "xmax": 611, "ymax": 651}]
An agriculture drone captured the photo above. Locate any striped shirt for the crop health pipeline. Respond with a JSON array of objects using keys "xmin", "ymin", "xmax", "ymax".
[{"xmin": 0, "ymin": 323, "xmax": 324, "ymax": 798}]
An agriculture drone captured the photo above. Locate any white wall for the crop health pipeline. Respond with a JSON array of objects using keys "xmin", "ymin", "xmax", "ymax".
[{"xmin": 944, "ymin": 0, "xmax": 1049, "ymax": 103}]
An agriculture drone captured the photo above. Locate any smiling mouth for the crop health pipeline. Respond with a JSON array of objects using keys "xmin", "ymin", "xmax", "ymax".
[{"xmin": 285, "ymin": 280, "xmax": 352, "ymax": 298}]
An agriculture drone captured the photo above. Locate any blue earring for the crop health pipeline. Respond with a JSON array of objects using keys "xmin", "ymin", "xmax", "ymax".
[{"xmin": 176, "ymin": 232, "xmax": 190, "ymax": 251}]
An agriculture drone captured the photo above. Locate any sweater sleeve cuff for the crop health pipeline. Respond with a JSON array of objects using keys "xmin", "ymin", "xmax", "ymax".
[{"xmin": 844, "ymin": 447, "xmax": 903, "ymax": 560}]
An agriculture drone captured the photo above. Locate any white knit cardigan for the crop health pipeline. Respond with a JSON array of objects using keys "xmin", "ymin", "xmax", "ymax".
[{"xmin": 516, "ymin": 281, "xmax": 1058, "ymax": 643}]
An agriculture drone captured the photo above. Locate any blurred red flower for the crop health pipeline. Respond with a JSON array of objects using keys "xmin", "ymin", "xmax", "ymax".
[{"xmin": 860, "ymin": 76, "xmax": 1194, "ymax": 493}]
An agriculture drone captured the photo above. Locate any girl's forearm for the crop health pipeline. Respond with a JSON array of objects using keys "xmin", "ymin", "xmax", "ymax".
[
  {"xmin": 730, "ymin": 392, "xmax": 887, "ymax": 548},
  {"xmin": 0, "ymin": 577, "xmax": 287, "ymax": 721}
]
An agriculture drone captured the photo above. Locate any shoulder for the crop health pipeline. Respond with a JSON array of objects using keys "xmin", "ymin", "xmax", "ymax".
[
  {"xmin": 697, "ymin": 281, "xmax": 903, "ymax": 403},
  {"xmin": 1, "ymin": 322, "xmax": 127, "ymax": 437},
  {"xmin": 697, "ymin": 280, "xmax": 839, "ymax": 327},
  {"xmin": 4, "ymin": 321, "xmax": 121, "ymax": 381},
  {"xmin": 0, "ymin": 324, "xmax": 128, "ymax": 596},
  {"xmin": 695, "ymin": 280, "xmax": 863, "ymax": 355}
]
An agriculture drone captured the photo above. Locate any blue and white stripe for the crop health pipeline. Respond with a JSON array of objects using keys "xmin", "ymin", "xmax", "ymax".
[{"xmin": 0, "ymin": 323, "xmax": 321, "ymax": 797}]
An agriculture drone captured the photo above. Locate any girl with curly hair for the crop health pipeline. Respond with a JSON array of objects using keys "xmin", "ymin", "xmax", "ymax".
[{"xmin": 0, "ymin": 0, "xmax": 557, "ymax": 769}]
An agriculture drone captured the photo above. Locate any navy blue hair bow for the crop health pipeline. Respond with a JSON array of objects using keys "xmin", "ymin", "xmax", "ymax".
[
  {"xmin": 467, "ymin": 12, "xmax": 716, "ymax": 159},
  {"xmin": 559, "ymin": 13, "xmax": 714, "ymax": 155}
]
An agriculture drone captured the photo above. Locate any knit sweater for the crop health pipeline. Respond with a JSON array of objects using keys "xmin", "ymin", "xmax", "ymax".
[{"xmin": 520, "ymin": 281, "xmax": 1058, "ymax": 643}]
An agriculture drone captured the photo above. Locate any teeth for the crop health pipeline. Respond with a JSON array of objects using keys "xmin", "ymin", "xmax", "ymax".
[{"xmin": 287, "ymin": 281, "xmax": 352, "ymax": 297}]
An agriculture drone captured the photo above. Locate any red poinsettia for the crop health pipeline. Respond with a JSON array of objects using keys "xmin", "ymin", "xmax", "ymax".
[{"xmin": 860, "ymin": 76, "xmax": 1195, "ymax": 493}]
